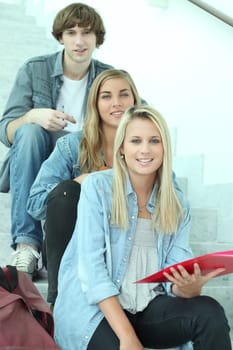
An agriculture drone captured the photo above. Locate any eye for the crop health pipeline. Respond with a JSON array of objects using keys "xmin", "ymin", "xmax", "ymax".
[
  {"xmin": 120, "ymin": 93, "xmax": 130, "ymax": 97},
  {"xmin": 101, "ymin": 94, "xmax": 111, "ymax": 99},
  {"xmin": 65, "ymin": 30, "xmax": 76, "ymax": 36},
  {"xmin": 83, "ymin": 30, "xmax": 91, "ymax": 35},
  {"xmin": 150, "ymin": 138, "xmax": 161, "ymax": 144},
  {"xmin": 131, "ymin": 138, "xmax": 141, "ymax": 144}
]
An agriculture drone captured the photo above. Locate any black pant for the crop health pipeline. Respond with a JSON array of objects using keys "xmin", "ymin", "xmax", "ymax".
[
  {"xmin": 88, "ymin": 295, "xmax": 231, "ymax": 350},
  {"xmin": 44, "ymin": 180, "xmax": 81, "ymax": 304}
]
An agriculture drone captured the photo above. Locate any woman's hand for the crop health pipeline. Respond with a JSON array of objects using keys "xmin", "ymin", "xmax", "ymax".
[
  {"xmin": 164, "ymin": 263, "xmax": 225, "ymax": 298},
  {"xmin": 99, "ymin": 296, "xmax": 144, "ymax": 350},
  {"xmin": 120, "ymin": 335, "xmax": 144, "ymax": 350},
  {"xmin": 73, "ymin": 165, "xmax": 111, "ymax": 185},
  {"xmin": 73, "ymin": 174, "xmax": 89, "ymax": 184}
]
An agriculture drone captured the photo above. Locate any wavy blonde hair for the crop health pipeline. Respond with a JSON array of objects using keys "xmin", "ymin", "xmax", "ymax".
[
  {"xmin": 79, "ymin": 69, "xmax": 141, "ymax": 173},
  {"xmin": 112, "ymin": 105, "xmax": 184, "ymax": 233}
]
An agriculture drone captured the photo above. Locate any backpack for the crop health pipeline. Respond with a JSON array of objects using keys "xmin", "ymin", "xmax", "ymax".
[{"xmin": 0, "ymin": 265, "xmax": 60, "ymax": 349}]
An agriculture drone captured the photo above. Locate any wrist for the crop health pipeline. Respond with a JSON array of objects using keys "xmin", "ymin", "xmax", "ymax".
[{"xmin": 24, "ymin": 110, "xmax": 32, "ymax": 124}]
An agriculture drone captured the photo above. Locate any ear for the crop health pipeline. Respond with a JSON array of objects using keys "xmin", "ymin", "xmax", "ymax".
[{"xmin": 58, "ymin": 35, "xmax": 64, "ymax": 45}]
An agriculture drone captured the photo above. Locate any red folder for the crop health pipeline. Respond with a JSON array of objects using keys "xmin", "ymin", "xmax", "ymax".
[{"xmin": 136, "ymin": 250, "xmax": 233, "ymax": 283}]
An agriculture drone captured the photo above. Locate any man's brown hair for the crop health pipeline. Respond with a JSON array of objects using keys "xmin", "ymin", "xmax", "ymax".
[{"xmin": 52, "ymin": 3, "xmax": 105, "ymax": 46}]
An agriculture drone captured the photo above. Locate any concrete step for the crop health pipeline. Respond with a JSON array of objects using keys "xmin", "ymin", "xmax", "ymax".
[
  {"xmin": 0, "ymin": 21, "xmax": 49, "ymax": 34},
  {"xmin": 0, "ymin": 1, "xmax": 29, "ymax": 20}
]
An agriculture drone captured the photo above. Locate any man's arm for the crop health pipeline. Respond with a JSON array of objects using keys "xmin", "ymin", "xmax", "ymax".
[
  {"xmin": 6, "ymin": 108, "xmax": 75, "ymax": 144},
  {"xmin": 1, "ymin": 58, "xmax": 75, "ymax": 145}
]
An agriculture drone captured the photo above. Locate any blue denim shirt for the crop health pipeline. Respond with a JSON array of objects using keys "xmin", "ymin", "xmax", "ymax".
[
  {"xmin": 0, "ymin": 52, "xmax": 112, "ymax": 192},
  {"xmin": 54, "ymin": 169, "xmax": 193, "ymax": 350},
  {"xmin": 0, "ymin": 50, "xmax": 112, "ymax": 147},
  {"xmin": 27, "ymin": 131, "xmax": 83, "ymax": 220}
]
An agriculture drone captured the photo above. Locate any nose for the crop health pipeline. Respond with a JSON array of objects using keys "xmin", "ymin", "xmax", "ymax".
[
  {"xmin": 140, "ymin": 141, "xmax": 150, "ymax": 153},
  {"xmin": 112, "ymin": 96, "xmax": 122, "ymax": 107},
  {"xmin": 75, "ymin": 33, "xmax": 83, "ymax": 45}
]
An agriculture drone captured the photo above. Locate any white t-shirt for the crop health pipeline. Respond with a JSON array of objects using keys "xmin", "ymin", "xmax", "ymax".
[{"xmin": 56, "ymin": 73, "xmax": 88, "ymax": 132}]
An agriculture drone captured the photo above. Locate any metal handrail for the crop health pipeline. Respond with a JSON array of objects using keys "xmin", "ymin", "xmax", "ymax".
[{"xmin": 187, "ymin": 0, "xmax": 233, "ymax": 27}]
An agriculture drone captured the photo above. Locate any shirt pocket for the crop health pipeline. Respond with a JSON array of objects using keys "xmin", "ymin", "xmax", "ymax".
[
  {"xmin": 32, "ymin": 93, "xmax": 52, "ymax": 108},
  {"xmin": 108, "ymin": 224, "xmax": 121, "ymax": 244}
]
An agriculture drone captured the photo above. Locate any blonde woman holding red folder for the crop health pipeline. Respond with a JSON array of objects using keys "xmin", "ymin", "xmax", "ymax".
[{"xmin": 54, "ymin": 105, "xmax": 231, "ymax": 350}]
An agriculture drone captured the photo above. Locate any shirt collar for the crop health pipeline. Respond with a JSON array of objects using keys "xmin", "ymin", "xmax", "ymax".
[
  {"xmin": 125, "ymin": 171, "xmax": 158, "ymax": 208},
  {"xmin": 51, "ymin": 50, "xmax": 65, "ymax": 78}
]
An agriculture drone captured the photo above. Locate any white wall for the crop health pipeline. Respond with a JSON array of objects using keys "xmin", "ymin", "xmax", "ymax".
[{"xmin": 27, "ymin": 0, "xmax": 233, "ymax": 184}]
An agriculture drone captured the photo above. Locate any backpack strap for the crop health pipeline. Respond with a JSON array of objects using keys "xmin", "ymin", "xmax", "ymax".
[
  {"xmin": 0, "ymin": 267, "xmax": 9, "ymax": 290},
  {"xmin": 6, "ymin": 265, "xmax": 18, "ymax": 291},
  {"xmin": 0, "ymin": 266, "xmax": 18, "ymax": 291}
]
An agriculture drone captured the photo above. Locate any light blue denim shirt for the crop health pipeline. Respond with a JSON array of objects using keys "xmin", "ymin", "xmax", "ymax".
[
  {"xmin": 54, "ymin": 169, "xmax": 193, "ymax": 350},
  {"xmin": 27, "ymin": 131, "xmax": 83, "ymax": 220}
]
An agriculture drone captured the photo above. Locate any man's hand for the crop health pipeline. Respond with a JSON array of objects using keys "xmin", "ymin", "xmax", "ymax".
[{"xmin": 27, "ymin": 108, "xmax": 76, "ymax": 131}]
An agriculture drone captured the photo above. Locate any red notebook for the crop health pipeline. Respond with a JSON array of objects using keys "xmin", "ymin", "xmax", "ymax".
[{"xmin": 136, "ymin": 250, "xmax": 233, "ymax": 283}]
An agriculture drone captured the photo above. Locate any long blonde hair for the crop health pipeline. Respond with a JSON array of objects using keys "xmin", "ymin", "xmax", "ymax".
[
  {"xmin": 79, "ymin": 69, "xmax": 141, "ymax": 173},
  {"xmin": 112, "ymin": 105, "xmax": 184, "ymax": 234}
]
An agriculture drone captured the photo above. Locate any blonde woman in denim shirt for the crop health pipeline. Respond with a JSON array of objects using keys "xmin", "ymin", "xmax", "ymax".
[
  {"xmin": 27, "ymin": 69, "xmax": 142, "ymax": 308},
  {"xmin": 54, "ymin": 106, "xmax": 231, "ymax": 350}
]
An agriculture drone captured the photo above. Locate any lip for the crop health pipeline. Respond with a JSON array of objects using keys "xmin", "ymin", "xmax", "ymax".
[
  {"xmin": 136, "ymin": 159, "xmax": 153, "ymax": 165},
  {"xmin": 73, "ymin": 48, "xmax": 86, "ymax": 54},
  {"xmin": 110, "ymin": 111, "xmax": 124, "ymax": 118}
]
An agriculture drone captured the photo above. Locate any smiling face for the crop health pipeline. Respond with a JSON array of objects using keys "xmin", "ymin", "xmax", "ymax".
[
  {"xmin": 97, "ymin": 78, "xmax": 135, "ymax": 130},
  {"xmin": 121, "ymin": 117, "xmax": 164, "ymax": 182},
  {"xmin": 60, "ymin": 24, "xmax": 97, "ymax": 66}
]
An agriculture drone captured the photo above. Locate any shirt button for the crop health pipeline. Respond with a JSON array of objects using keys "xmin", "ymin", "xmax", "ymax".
[
  {"xmin": 117, "ymin": 279, "xmax": 120, "ymax": 283},
  {"xmin": 128, "ymin": 237, "xmax": 132, "ymax": 240}
]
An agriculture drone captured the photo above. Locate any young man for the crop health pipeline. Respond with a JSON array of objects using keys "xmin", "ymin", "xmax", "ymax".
[{"xmin": 0, "ymin": 3, "xmax": 113, "ymax": 279}]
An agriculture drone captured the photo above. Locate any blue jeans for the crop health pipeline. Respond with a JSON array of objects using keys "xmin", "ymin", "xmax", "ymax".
[{"xmin": 9, "ymin": 124, "xmax": 65, "ymax": 250}]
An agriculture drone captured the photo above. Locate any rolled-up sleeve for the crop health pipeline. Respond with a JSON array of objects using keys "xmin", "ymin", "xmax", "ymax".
[
  {"xmin": 0, "ymin": 63, "xmax": 34, "ymax": 146},
  {"xmin": 77, "ymin": 175, "xmax": 119, "ymax": 305},
  {"xmin": 27, "ymin": 134, "xmax": 79, "ymax": 220},
  {"xmin": 162, "ymin": 207, "xmax": 193, "ymax": 295}
]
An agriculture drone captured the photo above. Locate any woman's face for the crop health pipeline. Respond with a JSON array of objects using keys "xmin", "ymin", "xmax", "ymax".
[
  {"xmin": 97, "ymin": 78, "xmax": 135, "ymax": 129},
  {"xmin": 121, "ymin": 117, "xmax": 164, "ymax": 182}
]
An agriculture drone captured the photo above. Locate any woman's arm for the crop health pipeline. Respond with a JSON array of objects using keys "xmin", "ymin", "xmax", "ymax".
[
  {"xmin": 99, "ymin": 296, "xmax": 143, "ymax": 350},
  {"xmin": 27, "ymin": 133, "xmax": 80, "ymax": 220}
]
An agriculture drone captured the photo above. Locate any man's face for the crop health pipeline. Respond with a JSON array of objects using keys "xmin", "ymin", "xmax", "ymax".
[{"xmin": 60, "ymin": 24, "xmax": 97, "ymax": 66}]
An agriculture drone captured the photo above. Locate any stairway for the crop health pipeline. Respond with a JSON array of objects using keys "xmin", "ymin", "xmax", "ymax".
[
  {"xmin": 0, "ymin": 0, "xmax": 57, "ymax": 162},
  {"xmin": 174, "ymin": 154, "xmax": 233, "ymax": 337},
  {"xmin": 0, "ymin": 1, "xmax": 232, "ymax": 348}
]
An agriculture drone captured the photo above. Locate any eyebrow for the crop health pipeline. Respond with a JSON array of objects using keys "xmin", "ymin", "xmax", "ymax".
[
  {"xmin": 64, "ymin": 26, "xmax": 91, "ymax": 31},
  {"xmin": 130, "ymin": 135, "xmax": 161, "ymax": 139},
  {"xmin": 99, "ymin": 88, "xmax": 130, "ymax": 94}
]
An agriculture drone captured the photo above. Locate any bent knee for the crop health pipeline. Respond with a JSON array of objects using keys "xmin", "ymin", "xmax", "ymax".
[
  {"xmin": 15, "ymin": 124, "xmax": 50, "ymax": 144},
  {"xmin": 195, "ymin": 295, "xmax": 228, "ymax": 324},
  {"xmin": 48, "ymin": 180, "xmax": 81, "ymax": 201}
]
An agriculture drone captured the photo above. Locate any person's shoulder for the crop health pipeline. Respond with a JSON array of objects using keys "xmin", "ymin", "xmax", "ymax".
[
  {"xmin": 24, "ymin": 51, "xmax": 60, "ymax": 65},
  {"xmin": 57, "ymin": 130, "xmax": 83, "ymax": 145},
  {"xmin": 83, "ymin": 169, "xmax": 113, "ymax": 189},
  {"xmin": 174, "ymin": 185, "xmax": 190, "ymax": 210},
  {"xmin": 91, "ymin": 59, "xmax": 113, "ymax": 71}
]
